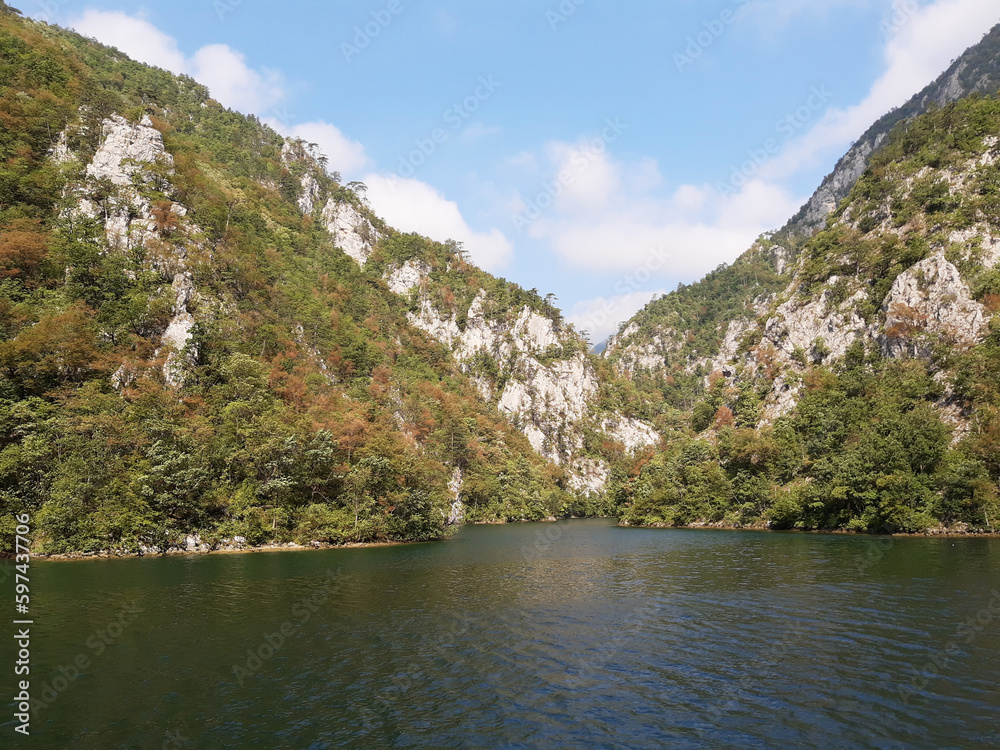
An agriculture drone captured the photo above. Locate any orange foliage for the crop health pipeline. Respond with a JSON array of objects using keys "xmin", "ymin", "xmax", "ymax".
[
  {"xmin": 0, "ymin": 219, "xmax": 48, "ymax": 280},
  {"xmin": 151, "ymin": 200, "xmax": 179, "ymax": 236},
  {"xmin": 714, "ymin": 405, "xmax": 736, "ymax": 429}
]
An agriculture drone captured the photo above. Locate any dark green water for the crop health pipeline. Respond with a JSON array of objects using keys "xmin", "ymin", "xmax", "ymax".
[{"xmin": 3, "ymin": 520, "xmax": 1000, "ymax": 749}]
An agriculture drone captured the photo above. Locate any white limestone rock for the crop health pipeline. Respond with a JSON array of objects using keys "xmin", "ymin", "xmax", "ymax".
[
  {"xmin": 600, "ymin": 416, "xmax": 659, "ymax": 452},
  {"xmin": 568, "ymin": 457, "xmax": 610, "ymax": 496},
  {"xmin": 281, "ymin": 140, "xmax": 323, "ymax": 214},
  {"xmin": 157, "ymin": 273, "xmax": 197, "ymax": 388},
  {"xmin": 77, "ymin": 115, "xmax": 178, "ymax": 252},
  {"xmin": 386, "ymin": 260, "xmax": 431, "ymax": 296},
  {"xmin": 87, "ymin": 115, "xmax": 171, "ymax": 186},
  {"xmin": 763, "ymin": 282, "xmax": 873, "ymax": 364},
  {"xmin": 447, "ymin": 467, "xmax": 465, "ymax": 525},
  {"xmin": 322, "ymin": 199, "xmax": 380, "ymax": 266},
  {"xmin": 881, "ymin": 251, "xmax": 987, "ymax": 358}
]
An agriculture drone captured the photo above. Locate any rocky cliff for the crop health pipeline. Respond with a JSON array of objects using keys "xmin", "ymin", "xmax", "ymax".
[
  {"xmin": 610, "ymin": 96, "xmax": 1000, "ymax": 443},
  {"xmin": 786, "ymin": 21, "xmax": 1000, "ymax": 236}
]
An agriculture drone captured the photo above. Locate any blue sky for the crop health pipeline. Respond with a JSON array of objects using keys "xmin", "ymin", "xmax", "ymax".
[{"xmin": 25, "ymin": 0, "xmax": 1000, "ymax": 341}]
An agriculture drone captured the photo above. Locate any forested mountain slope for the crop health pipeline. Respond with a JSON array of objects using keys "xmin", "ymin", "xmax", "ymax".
[
  {"xmin": 0, "ymin": 7, "xmax": 656, "ymax": 554},
  {"xmin": 788, "ymin": 21, "xmax": 1000, "ymax": 235},
  {"xmin": 611, "ymin": 95, "xmax": 1000, "ymax": 535}
]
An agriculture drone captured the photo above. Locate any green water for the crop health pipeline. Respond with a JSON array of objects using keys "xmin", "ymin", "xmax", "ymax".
[{"xmin": 3, "ymin": 520, "xmax": 1000, "ymax": 748}]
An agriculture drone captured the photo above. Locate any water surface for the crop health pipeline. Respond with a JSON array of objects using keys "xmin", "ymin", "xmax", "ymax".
[{"xmin": 5, "ymin": 520, "xmax": 1000, "ymax": 748}]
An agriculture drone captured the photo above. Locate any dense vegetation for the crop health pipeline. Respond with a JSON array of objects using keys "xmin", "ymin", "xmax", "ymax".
[
  {"xmin": 607, "ymin": 236, "xmax": 796, "ymax": 411},
  {"xmin": 618, "ymin": 341, "xmax": 999, "ymax": 533},
  {"xmin": 613, "ymin": 94, "xmax": 1000, "ymax": 535},
  {"xmin": 0, "ymin": 9, "xmax": 582, "ymax": 554}
]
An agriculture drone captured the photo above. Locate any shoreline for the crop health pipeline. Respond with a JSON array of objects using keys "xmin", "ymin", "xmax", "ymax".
[
  {"xmin": 9, "ymin": 516, "xmax": 997, "ymax": 562},
  {"xmin": 619, "ymin": 521, "xmax": 1000, "ymax": 538},
  {"xmin": 9, "ymin": 537, "xmax": 444, "ymax": 563}
]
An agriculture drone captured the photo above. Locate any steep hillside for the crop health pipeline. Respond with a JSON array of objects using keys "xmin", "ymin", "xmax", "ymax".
[
  {"xmin": 0, "ymin": 9, "xmax": 654, "ymax": 555},
  {"xmin": 788, "ymin": 21, "xmax": 1000, "ymax": 235},
  {"xmin": 613, "ymin": 95, "xmax": 1000, "ymax": 535}
]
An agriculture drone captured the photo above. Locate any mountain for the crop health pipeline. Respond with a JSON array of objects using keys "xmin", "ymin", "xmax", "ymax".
[
  {"xmin": 608, "ymin": 93, "xmax": 1000, "ymax": 534},
  {"xmin": 788, "ymin": 21, "xmax": 1000, "ymax": 235},
  {"xmin": 0, "ymin": 8, "xmax": 656, "ymax": 555}
]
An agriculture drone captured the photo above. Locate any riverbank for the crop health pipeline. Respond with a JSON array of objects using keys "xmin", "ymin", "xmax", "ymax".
[
  {"xmin": 619, "ymin": 519, "xmax": 1000, "ymax": 537},
  {"xmin": 5, "ymin": 537, "xmax": 446, "ymax": 563}
]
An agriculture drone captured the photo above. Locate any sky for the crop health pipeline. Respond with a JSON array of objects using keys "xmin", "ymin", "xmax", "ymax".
[{"xmin": 23, "ymin": 0, "xmax": 1000, "ymax": 342}]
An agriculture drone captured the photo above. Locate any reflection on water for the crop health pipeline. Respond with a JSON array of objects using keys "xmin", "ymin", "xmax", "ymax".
[{"xmin": 4, "ymin": 520, "xmax": 999, "ymax": 749}]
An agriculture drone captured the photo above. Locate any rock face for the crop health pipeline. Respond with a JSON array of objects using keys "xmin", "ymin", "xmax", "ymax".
[
  {"xmin": 386, "ymin": 259, "xmax": 431, "ymax": 296},
  {"xmin": 281, "ymin": 139, "xmax": 323, "ymax": 215},
  {"xmin": 787, "ymin": 21, "xmax": 1000, "ymax": 236},
  {"xmin": 322, "ymin": 199, "xmax": 380, "ymax": 266},
  {"xmin": 447, "ymin": 467, "xmax": 464, "ymax": 525},
  {"xmin": 158, "ymin": 274, "xmax": 197, "ymax": 389},
  {"xmin": 398, "ymin": 266, "xmax": 658, "ymax": 494},
  {"xmin": 882, "ymin": 252, "xmax": 987, "ymax": 358},
  {"xmin": 68, "ymin": 113, "xmax": 200, "ymax": 387},
  {"xmin": 77, "ymin": 114, "xmax": 176, "ymax": 252},
  {"xmin": 763, "ymin": 285, "xmax": 873, "ymax": 364},
  {"xmin": 87, "ymin": 114, "xmax": 171, "ymax": 184},
  {"xmin": 605, "ymin": 322, "xmax": 679, "ymax": 375}
]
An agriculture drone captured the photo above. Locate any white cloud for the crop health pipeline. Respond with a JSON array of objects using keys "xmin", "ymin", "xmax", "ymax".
[
  {"xmin": 519, "ymin": 146, "xmax": 801, "ymax": 279},
  {"xmin": 68, "ymin": 10, "xmax": 285, "ymax": 114},
  {"xmin": 189, "ymin": 44, "xmax": 284, "ymax": 114},
  {"xmin": 264, "ymin": 120, "xmax": 371, "ymax": 177},
  {"xmin": 762, "ymin": 0, "xmax": 1000, "ymax": 179},
  {"xmin": 519, "ymin": 0, "xmax": 998, "ymax": 295},
  {"xmin": 364, "ymin": 174, "xmax": 515, "ymax": 271},
  {"xmin": 569, "ymin": 290, "xmax": 668, "ymax": 343}
]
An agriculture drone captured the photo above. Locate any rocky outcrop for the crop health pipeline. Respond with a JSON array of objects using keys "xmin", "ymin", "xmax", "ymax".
[
  {"xmin": 386, "ymin": 259, "xmax": 431, "ymax": 296},
  {"xmin": 792, "ymin": 134, "xmax": 886, "ymax": 234},
  {"xmin": 605, "ymin": 322, "xmax": 681, "ymax": 375},
  {"xmin": 404, "ymin": 277, "xmax": 657, "ymax": 494},
  {"xmin": 87, "ymin": 114, "xmax": 171, "ymax": 184},
  {"xmin": 447, "ymin": 467, "xmax": 464, "ymax": 525},
  {"xmin": 322, "ymin": 199, "xmax": 380, "ymax": 265},
  {"xmin": 763, "ymin": 284, "xmax": 873, "ymax": 364},
  {"xmin": 881, "ymin": 252, "xmax": 987, "ymax": 358},
  {"xmin": 600, "ymin": 416, "xmax": 660, "ymax": 452},
  {"xmin": 786, "ymin": 21, "xmax": 1000, "ymax": 236},
  {"xmin": 67, "ymin": 113, "xmax": 200, "ymax": 388},
  {"xmin": 281, "ymin": 140, "xmax": 323, "ymax": 215},
  {"xmin": 76, "ymin": 114, "xmax": 177, "ymax": 252},
  {"xmin": 157, "ymin": 273, "xmax": 197, "ymax": 389}
]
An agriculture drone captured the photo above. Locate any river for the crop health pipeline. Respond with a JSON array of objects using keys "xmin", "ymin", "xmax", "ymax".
[{"xmin": 6, "ymin": 520, "xmax": 1000, "ymax": 748}]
